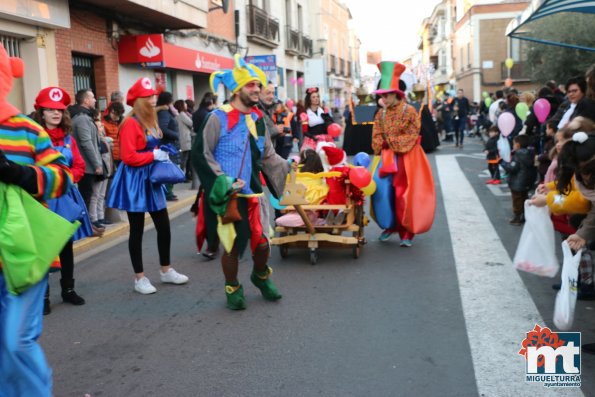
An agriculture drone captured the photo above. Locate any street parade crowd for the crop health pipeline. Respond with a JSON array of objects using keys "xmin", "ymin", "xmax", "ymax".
[{"xmin": 1, "ymin": 34, "xmax": 595, "ymax": 394}]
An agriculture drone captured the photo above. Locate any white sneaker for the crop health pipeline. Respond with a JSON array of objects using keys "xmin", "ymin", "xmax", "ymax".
[
  {"xmin": 134, "ymin": 277, "xmax": 157, "ymax": 294},
  {"xmin": 160, "ymin": 268, "xmax": 189, "ymax": 285}
]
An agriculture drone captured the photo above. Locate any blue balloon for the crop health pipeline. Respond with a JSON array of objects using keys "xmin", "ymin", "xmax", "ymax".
[{"xmin": 354, "ymin": 152, "xmax": 371, "ymax": 168}]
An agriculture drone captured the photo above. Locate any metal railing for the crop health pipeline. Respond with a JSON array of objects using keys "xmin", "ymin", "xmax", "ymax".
[
  {"xmin": 300, "ymin": 35, "xmax": 313, "ymax": 57},
  {"xmin": 285, "ymin": 26, "xmax": 300, "ymax": 55},
  {"xmin": 246, "ymin": 4, "xmax": 280, "ymax": 47}
]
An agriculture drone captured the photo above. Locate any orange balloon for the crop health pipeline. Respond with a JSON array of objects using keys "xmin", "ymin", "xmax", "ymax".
[{"xmin": 505, "ymin": 78, "xmax": 513, "ymax": 88}]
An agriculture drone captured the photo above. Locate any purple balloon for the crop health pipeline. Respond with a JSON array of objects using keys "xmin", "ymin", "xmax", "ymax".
[
  {"xmin": 533, "ymin": 98, "xmax": 551, "ymax": 123},
  {"xmin": 497, "ymin": 112, "xmax": 515, "ymax": 137}
]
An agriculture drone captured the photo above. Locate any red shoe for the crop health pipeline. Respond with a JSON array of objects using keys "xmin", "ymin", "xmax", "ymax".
[
  {"xmin": 491, "ymin": 179, "xmax": 501, "ymax": 185},
  {"xmin": 485, "ymin": 179, "xmax": 494, "ymax": 184}
]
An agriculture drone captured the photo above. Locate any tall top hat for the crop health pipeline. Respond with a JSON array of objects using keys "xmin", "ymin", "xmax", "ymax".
[{"xmin": 374, "ymin": 61, "xmax": 406, "ymax": 96}]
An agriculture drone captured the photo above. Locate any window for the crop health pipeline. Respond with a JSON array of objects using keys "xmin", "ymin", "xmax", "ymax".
[
  {"xmin": 298, "ymin": 4, "xmax": 303, "ymax": 31},
  {"xmin": 460, "ymin": 48, "xmax": 463, "ymax": 71},
  {"xmin": 510, "ymin": 37, "xmax": 527, "ymax": 62},
  {"xmin": 467, "ymin": 43, "xmax": 470, "ymax": 68},
  {"xmin": 440, "ymin": 49, "xmax": 447, "ymax": 72},
  {"xmin": 285, "ymin": 0, "xmax": 291, "ymax": 27},
  {"xmin": 72, "ymin": 54, "xmax": 96, "ymax": 95},
  {"xmin": 0, "ymin": 34, "xmax": 21, "ymax": 57}
]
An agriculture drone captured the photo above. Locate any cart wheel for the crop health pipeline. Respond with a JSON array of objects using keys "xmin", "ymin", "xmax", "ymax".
[
  {"xmin": 309, "ymin": 250, "xmax": 318, "ymax": 265},
  {"xmin": 279, "ymin": 245, "xmax": 288, "ymax": 259},
  {"xmin": 352, "ymin": 245, "xmax": 360, "ymax": 259}
]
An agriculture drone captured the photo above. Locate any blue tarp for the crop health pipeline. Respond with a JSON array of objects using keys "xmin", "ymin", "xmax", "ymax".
[{"xmin": 506, "ymin": 0, "xmax": 595, "ymax": 52}]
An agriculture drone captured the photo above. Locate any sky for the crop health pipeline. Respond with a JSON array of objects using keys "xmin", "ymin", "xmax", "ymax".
[{"xmin": 343, "ymin": 0, "xmax": 443, "ymax": 76}]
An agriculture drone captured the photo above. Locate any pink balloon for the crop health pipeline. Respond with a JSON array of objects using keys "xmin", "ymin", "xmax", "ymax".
[
  {"xmin": 497, "ymin": 112, "xmax": 515, "ymax": 137},
  {"xmin": 299, "ymin": 112, "xmax": 308, "ymax": 122},
  {"xmin": 327, "ymin": 123, "xmax": 342, "ymax": 138},
  {"xmin": 349, "ymin": 167, "xmax": 372, "ymax": 189},
  {"xmin": 286, "ymin": 99, "xmax": 294, "ymax": 109},
  {"xmin": 297, "ymin": 77, "xmax": 304, "ymax": 85},
  {"xmin": 290, "ymin": 77, "xmax": 297, "ymax": 85},
  {"xmin": 533, "ymin": 98, "xmax": 551, "ymax": 123}
]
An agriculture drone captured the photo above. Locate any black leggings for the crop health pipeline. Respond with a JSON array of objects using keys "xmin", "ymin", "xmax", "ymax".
[
  {"xmin": 59, "ymin": 240, "xmax": 74, "ymax": 280},
  {"xmin": 127, "ymin": 209, "xmax": 171, "ymax": 274}
]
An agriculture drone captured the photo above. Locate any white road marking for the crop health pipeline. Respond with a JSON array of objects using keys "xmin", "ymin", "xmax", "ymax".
[{"xmin": 437, "ymin": 155, "xmax": 583, "ymax": 397}]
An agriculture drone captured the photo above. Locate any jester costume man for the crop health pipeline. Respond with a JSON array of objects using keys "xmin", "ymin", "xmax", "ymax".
[{"xmin": 193, "ymin": 56, "xmax": 290, "ymax": 310}]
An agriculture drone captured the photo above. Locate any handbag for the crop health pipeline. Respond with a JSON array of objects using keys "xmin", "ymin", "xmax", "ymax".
[
  {"xmin": 0, "ymin": 183, "xmax": 79, "ymax": 295},
  {"xmin": 553, "ymin": 241, "xmax": 581, "ymax": 330},
  {"xmin": 221, "ymin": 133, "xmax": 250, "ymax": 225},
  {"xmin": 150, "ymin": 160, "xmax": 186, "ymax": 184},
  {"xmin": 378, "ymin": 148, "xmax": 397, "ymax": 178}
]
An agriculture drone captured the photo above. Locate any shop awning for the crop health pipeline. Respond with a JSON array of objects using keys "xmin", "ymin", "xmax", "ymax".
[
  {"xmin": 118, "ymin": 34, "xmax": 234, "ymax": 74},
  {"xmin": 506, "ymin": 0, "xmax": 595, "ymax": 52}
]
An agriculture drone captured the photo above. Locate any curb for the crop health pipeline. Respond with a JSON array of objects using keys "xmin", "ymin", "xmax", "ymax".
[{"xmin": 73, "ymin": 194, "xmax": 196, "ymax": 258}]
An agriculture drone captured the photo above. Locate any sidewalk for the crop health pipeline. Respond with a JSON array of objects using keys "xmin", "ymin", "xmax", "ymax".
[{"xmin": 73, "ymin": 183, "xmax": 197, "ymax": 260}]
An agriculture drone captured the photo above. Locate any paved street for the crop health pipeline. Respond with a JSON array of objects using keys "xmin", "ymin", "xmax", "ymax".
[{"xmin": 41, "ymin": 138, "xmax": 594, "ymax": 397}]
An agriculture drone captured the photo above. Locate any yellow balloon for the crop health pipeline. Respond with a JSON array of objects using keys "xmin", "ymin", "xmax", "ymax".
[
  {"xmin": 361, "ymin": 180, "xmax": 377, "ymax": 196},
  {"xmin": 505, "ymin": 58, "xmax": 514, "ymax": 69}
]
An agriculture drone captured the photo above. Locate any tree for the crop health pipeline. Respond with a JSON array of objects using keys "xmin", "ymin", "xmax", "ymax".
[{"xmin": 524, "ymin": 12, "xmax": 595, "ymax": 84}]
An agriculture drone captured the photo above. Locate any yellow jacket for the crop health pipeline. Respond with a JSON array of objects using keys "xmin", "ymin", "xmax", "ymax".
[{"xmin": 545, "ymin": 178, "xmax": 591, "ymax": 215}]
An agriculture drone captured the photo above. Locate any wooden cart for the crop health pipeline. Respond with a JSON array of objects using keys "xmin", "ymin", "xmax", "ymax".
[{"xmin": 270, "ymin": 171, "xmax": 366, "ymax": 265}]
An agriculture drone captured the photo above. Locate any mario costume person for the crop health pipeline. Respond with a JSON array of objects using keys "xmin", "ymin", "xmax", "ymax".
[
  {"xmin": 192, "ymin": 55, "xmax": 291, "ymax": 310},
  {"xmin": 107, "ymin": 77, "xmax": 189, "ymax": 294},
  {"xmin": 0, "ymin": 44, "xmax": 74, "ymax": 396},
  {"xmin": 370, "ymin": 61, "xmax": 436, "ymax": 246}
]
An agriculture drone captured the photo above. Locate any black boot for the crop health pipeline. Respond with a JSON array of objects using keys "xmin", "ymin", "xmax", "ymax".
[
  {"xmin": 60, "ymin": 279, "xmax": 85, "ymax": 305},
  {"xmin": 44, "ymin": 284, "xmax": 51, "ymax": 315}
]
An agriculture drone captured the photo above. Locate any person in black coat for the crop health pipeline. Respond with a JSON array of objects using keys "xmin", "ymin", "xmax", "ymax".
[
  {"xmin": 156, "ymin": 91, "xmax": 180, "ymax": 201},
  {"xmin": 501, "ymin": 135, "xmax": 537, "ymax": 225},
  {"xmin": 484, "ymin": 126, "xmax": 501, "ymax": 184}
]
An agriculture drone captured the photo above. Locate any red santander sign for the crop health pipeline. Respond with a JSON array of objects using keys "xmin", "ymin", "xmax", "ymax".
[{"xmin": 118, "ymin": 34, "xmax": 234, "ymax": 74}]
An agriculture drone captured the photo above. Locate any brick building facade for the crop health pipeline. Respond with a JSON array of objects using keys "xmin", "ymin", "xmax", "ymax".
[{"xmin": 55, "ymin": 7, "xmax": 119, "ymax": 107}]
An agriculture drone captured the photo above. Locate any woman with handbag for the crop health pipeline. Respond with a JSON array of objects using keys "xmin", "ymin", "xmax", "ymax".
[
  {"xmin": 33, "ymin": 86, "xmax": 93, "ymax": 313},
  {"xmin": 107, "ymin": 78, "xmax": 188, "ymax": 295},
  {"xmin": 300, "ymin": 87, "xmax": 335, "ymax": 151}
]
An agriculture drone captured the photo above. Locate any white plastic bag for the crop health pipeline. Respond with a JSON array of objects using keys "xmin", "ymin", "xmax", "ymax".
[
  {"xmin": 553, "ymin": 241, "xmax": 581, "ymax": 331},
  {"xmin": 513, "ymin": 201, "xmax": 559, "ymax": 277},
  {"xmin": 497, "ymin": 135, "xmax": 511, "ymax": 163}
]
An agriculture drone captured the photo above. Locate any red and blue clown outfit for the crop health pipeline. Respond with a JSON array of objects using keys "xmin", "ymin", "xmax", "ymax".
[
  {"xmin": 192, "ymin": 55, "xmax": 290, "ymax": 310},
  {"xmin": 370, "ymin": 61, "xmax": 436, "ymax": 244}
]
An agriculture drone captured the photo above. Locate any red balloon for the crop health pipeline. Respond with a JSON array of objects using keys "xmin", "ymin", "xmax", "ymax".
[
  {"xmin": 327, "ymin": 123, "xmax": 342, "ymax": 138},
  {"xmin": 349, "ymin": 167, "xmax": 372, "ymax": 189}
]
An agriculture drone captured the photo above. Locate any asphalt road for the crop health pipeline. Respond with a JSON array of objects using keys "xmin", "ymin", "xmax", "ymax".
[{"xmin": 40, "ymin": 137, "xmax": 594, "ymax": 397}]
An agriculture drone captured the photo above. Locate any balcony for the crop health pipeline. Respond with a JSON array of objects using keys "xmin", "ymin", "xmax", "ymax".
[
  {"xmin": 300, "ymin": 35, "xmax": 313, "ymax": 58},
  {"xmin": 500, "ymin": 61, "xmax": 530, "ymax": 81},
  {"xmin": 285, "ymin": 26, "xmax": 300, "ymax": 56},
  {"xmin": 246, "ymin": 4, "xmax": 280, "ymax": 48},
  {"xmin": 76, "ymin": 0, "xmax": 207, "ymax": 29}
]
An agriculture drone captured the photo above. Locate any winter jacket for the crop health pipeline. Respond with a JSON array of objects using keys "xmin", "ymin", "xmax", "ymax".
[
  {"xmin": 70, "ymin": 104, "xmax": 102, "ymax": 174},
  {"xmin": 176, "ymin": 111, "xmax": 193, "ymax": 151},
  {"xmin": 501, "ymin": 147, "xmax": 537, "ymax": 192},
  {"xmin": 157, "ymin": 105, "xmax": 180, "ymax": 149},
  {"xmin": 485, "ymin": 136, "xmax": 500, "ymax": 162}
]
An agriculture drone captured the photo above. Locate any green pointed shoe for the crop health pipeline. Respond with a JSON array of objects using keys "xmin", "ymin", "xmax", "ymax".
[
  {"xmin": 225, "ymin": 284, "xmax": 246, "ymax": 310},
  {"xmin": 250, "ymin": 267, "xmax": 282, "ymax": 301}
]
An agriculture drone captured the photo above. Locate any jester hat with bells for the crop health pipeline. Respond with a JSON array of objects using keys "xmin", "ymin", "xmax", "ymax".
[
  {"xmin": 0, "ymin": 44, "xmax": 24, "ymax": 123},
  {"xmin": 210, "ymin": 54, "xmax": 267, "ymax": 93}
]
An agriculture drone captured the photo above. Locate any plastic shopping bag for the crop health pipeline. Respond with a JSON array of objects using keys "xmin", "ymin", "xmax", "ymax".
[
  {"xmin": 497, "ymin": 135, "xmax": 511, "ymax": 163},
  {"xmin": 513, "ymin": 201, "xmax": 559, "ymax": 277},
  {"xmin": 553, "ymin": 241, "xmax": 581, "ymax": 331}
]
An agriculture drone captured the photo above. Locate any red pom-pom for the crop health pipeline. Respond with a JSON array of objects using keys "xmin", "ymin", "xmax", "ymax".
[{"xmin": 9, "ymin": 57, "xmax": 24, "ymax": 78}]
